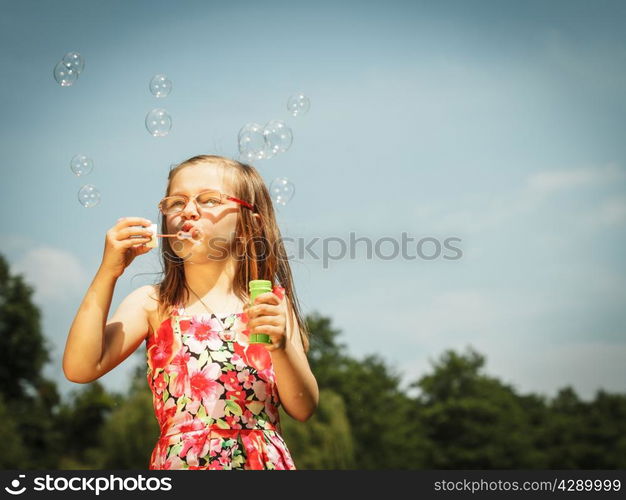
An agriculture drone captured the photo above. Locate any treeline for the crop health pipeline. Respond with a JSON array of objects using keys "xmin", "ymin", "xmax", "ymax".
[{"xmin": 1, "ymin": 253, "xmax": 625, "ymax": 469}]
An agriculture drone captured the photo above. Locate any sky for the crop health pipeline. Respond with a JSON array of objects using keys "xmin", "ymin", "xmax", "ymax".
[{"xmin": 1, "ymin": 0, "xmax": 625, "ymax": 402}]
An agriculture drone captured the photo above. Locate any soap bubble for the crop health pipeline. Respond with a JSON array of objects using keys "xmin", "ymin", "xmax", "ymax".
[
  {"xmin": 287, "ymin": 92, "xmax": 310, "ymax": 117},
  {"xmin": 63, "ymin": 52, "xmax": 84, "ymax": 75},
  {"xmin": 149, "ymin": 74, "xmax": 172, "ymax": 98},
  {"xmin": 53, "ymin": 61, "xmax": 77, "ymax": 87},
  {"xmin": 145, "ymin": 108, "xmax": 172, "ymax": 137},
  {"xmin": 78, "ymin": 184, "xmax": 101, "ymax": 208},
  {"xmin": 238, "ymin": 123, "xmax": 272, "ymax": 161},
  {"xmin": 264, "ymin": 120, "xmax": 293, "ymax": 156},
  {"xmin": 270, "ymin": 177, "xmax": 295, "ymax": 207},
  {"xmin": 70, "ymin": 155, "xmax": 93, "ymax": 176}
]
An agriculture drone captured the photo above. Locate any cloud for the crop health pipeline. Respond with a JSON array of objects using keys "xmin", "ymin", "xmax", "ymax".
[
  {"xmin": 12, "ymin": 246, "xmax": 89, "ymax": 305},
  {"xmin": 413, "ymin": 163, "xmax": 626, "ymax": 233},
  {"xmin": 582, "ymin": 194, "xmax": 626, "ymax": 227},
  {"xmin": 527, "ymin": 163, "xmax": 626, "ymax": 194}
]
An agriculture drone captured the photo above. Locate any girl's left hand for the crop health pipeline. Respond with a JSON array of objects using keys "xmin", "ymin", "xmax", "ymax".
[{"xmin": 243, "ymin": 286, "xmax": 287, "ymax": 352}]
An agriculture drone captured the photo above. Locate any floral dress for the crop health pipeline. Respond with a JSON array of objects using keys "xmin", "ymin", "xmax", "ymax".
[{"xmin": 145, "ymin": 303, "xmax": 297, "ymax": 470}]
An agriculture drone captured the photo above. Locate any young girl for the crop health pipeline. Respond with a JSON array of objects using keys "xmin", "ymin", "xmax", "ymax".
[{"xmin": 63, "ymin": 154, "xmax": 319, "ymax": 470}]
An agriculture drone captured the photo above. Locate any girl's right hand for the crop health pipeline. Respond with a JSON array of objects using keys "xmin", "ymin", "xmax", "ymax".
[{"xmin": 100, "ymin": 217, "xmax": 154, "ymax": 278}]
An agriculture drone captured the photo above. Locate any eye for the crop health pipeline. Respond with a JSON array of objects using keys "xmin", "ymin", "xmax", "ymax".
[
  {"xmin": 197, "ymin": 192, "xmax": 221, "ymax": 207},
  {"xmin": 169, "ymin": 199, "xmax": 185, "ymax": 208}
]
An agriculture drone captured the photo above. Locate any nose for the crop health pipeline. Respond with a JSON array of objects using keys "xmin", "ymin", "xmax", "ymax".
[{"xmin": 180, "ymin": 198, "xmax": 199, "ymax": 220}]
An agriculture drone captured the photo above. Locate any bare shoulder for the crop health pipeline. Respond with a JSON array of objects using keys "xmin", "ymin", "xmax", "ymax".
[{"xmin": 141, "ymin": 284, "xmax": 163, "ymax": 337}]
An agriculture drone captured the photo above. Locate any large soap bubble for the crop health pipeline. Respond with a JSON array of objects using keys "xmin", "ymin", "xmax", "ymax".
[
  {"xmin": 264, "ymin": 120, "xmax": 293, "ymax": 156},
  {"xmin": 145, "ymin": 108, "xmax": 172, "ymax": 137},
  {"xmin": 270, "ymin": 177, "xmax": 295, "ymax": 207},
  {"xmin": 70, "ymin": 154, "xmax": 93, "ymax": 176},
  {"xmin": 238, "ymin": 123, "xmax": 271, "ymax": 161},
  {"xmin": 53, "ymin": 61, "xmax": 77, "ymax": 87},
  {"xmin": 78, "ymin": 184, "xmax": 101, "ymax": 208},
  {"xmin": 63, "ymin": 52, "xmax": 85, "ymax": 75},
  {"xmin": 149, "ymin": 74, "xmax": 172, "ymax": 98}
]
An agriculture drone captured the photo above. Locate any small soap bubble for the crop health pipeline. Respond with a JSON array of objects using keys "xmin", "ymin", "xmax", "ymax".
[
  {"xmin": 270, "ymin": 177, "xmax": 295, "ymax": 207},
  {"xmin": 238, "ymin": 123, "xmax": 272, "ymax": 161},
  {"xmin": 264, "ymin": 120, "xmax": 293, "ymax": 156},
  {"xmin": 70, "ymin": 154, "xmax": 93, "ymax": 176},
  {"xmin": 63, "ymin": 52, "xmax": 85, "ymax": 75},
  {"xmin": 287, "ymin": 92, "xmax": 310, "ymax": 117},
  {"xmin": 78, "ymin": 184, "xmax": 101, "ymax": 208},
  {"xmin": 149, "ymin": 74, "xmax": 172, "ymax": 98},
  {"xmin": 145, "ymin": 108, "xmax": 172, "ymax": 137},
  {"xmin": 53, "ymin": 61, "xmax": 77, "ymax": 87}
]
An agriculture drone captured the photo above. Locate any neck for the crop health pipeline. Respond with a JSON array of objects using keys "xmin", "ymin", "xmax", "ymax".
[{"xmin": 182, "ymin": 257, "xmax": 243, "ymax": 310}]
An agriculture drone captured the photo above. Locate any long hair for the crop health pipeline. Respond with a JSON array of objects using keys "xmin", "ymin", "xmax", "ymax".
[{"xmin": 156, "ymin": 154, "xmax": 310, "ymax": 352}]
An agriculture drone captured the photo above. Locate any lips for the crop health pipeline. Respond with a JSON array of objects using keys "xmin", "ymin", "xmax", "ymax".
[{"xmin": 181, "ymin": 222, "xmax": 195, "ymax": 232}]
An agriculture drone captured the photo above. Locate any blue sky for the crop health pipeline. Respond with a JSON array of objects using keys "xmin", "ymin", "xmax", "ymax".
[{"xmin": 1, "ymin": 0, "xmax": 625, "ymax": 401}]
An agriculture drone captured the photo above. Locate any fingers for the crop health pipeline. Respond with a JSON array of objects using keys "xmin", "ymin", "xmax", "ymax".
[
  {"xmin": 117, "ymin": 226, "xmax": 154, "ymax": 241},
  {"xmin": 247, "ymin": 314, "xmax": 282, "ymax": 330},
  {"xmin": 251, "ymin": 291, "xmax": 280, "ymax": 306},
  {"xmin": 116, "ymin": 217, "xmax": 152, "ymax": 228}
]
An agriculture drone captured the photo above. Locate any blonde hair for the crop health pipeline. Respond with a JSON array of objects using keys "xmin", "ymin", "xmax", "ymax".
[{"xmin": 156, "ymin": 154, "xmax": 310, "ymax": 352}]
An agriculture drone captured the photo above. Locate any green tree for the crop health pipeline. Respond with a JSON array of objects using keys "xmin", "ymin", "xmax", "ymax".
[
  {"xmin": 412, "ymin": 347, "xmax": 539, "ymax": 468},
  {"xmin": 280, "ymin": 388, "xmax": 355, "ymax": 469},
  {"xmin": 0, "ymin": 253, "xmax": 64, "ymax": 468},
  {"xmin": 305, "ymin": 312, "xmax": 427, "ymax": 469}
]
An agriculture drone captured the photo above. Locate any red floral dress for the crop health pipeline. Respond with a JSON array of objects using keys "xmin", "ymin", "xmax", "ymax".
[{"xmin": 145, "ymin": 303, "xmax": 296, "ymax": 470}]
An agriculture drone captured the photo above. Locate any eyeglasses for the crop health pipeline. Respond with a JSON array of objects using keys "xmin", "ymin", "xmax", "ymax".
[{"xmin": 158, "ymin": 189, "xmax": 254, "ymax": 215}]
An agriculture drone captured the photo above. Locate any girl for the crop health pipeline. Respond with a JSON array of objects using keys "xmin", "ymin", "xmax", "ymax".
[{"xmin": 63, "ymin": 154, "xmax": 319, "ymax": 470}]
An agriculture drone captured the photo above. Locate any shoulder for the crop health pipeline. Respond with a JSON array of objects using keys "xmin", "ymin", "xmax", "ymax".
[{"xmin": 138, "ymin": 284, "xmax": 163, "ymax": 335}]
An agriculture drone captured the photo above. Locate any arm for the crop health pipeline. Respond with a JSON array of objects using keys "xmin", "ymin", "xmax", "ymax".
[
  {"xmin": 62, "ymin": 268, "xmax": 152, "ymax": 384},
  {"xmin": 270, "ymin": 304, "xmax": 319, "ymax": 422}
]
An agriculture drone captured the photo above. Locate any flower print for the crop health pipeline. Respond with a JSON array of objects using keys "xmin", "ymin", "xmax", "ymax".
[
  {"xmin": 185, "ymin": 317, "xmax": 223, "ymax": 353},
  {"xmin": 163, "ymin": 454, "xmax": 186, "ymax": 470},
  {"xmin": 241, "ymin": 409, "xmax": 258, "ymax": 427},
  {"xmin": 218, "ymin": 448, "xmax": 232, "ymax": 467},
  {"xmin": 252, "ymin": 380, "xmax": 268, "ymax": 401},
  {"xmin": 237, "ymin": 369, "xmax": 255, "ymax": 390},
  {"xmin": 168, "ymin": 347, "xmax": 191, "ymax": 398},
  {"xmin": 226, "ymin": 388, "xmax": 246, "ymax": 402},
  {"xmin": 230, "ymin": 352, "xmax": 247, "ymax": 371},
  {"xmin": 245, "ymin": 344, "xmax": 272, "ymax": 372},
  {"xmin": 187, "ymin": 358, "xmax": 224, "ymax": 403},
  {"xmin": 266, "ymin": 444, "xmax": 282, "ymax": 466},
  {"xmin": 153, "ymin": 372, "xmax": 167, "ymax": 395},
  {"xmin": 206, "ymin": 399, "xmax": 226, "ymax": 420},
  {"xmin": 265, "ymin": 399, "xmax": 279, "ymax": 423},
  {"xmin": 147, "ymin": 320, "xmax": 181, "ymax": 374},
  {"xmin": 241, "ymin": 433, "xmax": 265, "ymax": 470},
  {"xmin": 180, "ymin": 431, "xmax": 210, "ymax": 467},
  {"xmin": 225, "ymin": 415, "xmax": 242, "ymax": 429},
  {"xmin": 219, "ymin": 370, "xmax": 240, "ymax": 391},
  {"xmin": 154, "ymin": 397, "xmax": 177, "ymax": 430}
]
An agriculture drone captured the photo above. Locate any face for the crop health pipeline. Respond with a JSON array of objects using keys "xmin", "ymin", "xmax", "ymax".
[{"xmin": 164, "ymin": 162, "xmax": 242, "ymax": 263}]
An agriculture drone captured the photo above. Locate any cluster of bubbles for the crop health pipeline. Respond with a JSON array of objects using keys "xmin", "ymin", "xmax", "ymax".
[
  {"xmin": 69, "ymin": 154, "xmax": 101, "ymax": 208},
  {"xmin": 53, "ymin": 52, "xmax": 85, "ymax": 87},
  {"xmin": 146, "ymin": 74, "xmax": 173, "ymax": 137},
  {"xmin": 238, "ymin": 120, "xmax": 293, "ymax": 162},
  {"xmin": 238, "ymin": 92, "xmax": 310, "ymax": 209}
]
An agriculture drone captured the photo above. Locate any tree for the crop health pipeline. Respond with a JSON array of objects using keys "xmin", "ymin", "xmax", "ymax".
[
  {"xmin": 412, "ymin": 347, "xmax": 539, "ymax": 468},
  {"xmin": 280, "ymin": 389, "xmax": 355, "ymax": 469}
]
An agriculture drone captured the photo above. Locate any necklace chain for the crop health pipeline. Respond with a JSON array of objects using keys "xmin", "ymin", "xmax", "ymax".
[{"xmin": 187, "ymin": 287, "xmax": 226, "ymax": 330}]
